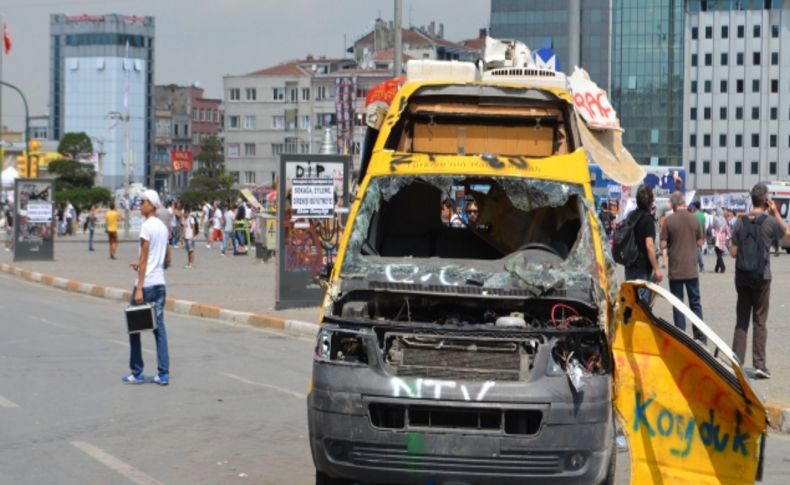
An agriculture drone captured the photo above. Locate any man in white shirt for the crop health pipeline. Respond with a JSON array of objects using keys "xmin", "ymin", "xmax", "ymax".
[
  {"xmin": 123, "ymin": 190, "xmax": 172, "ymax": 386},
  {"xmin": 208, "ymin": 200, "xmax": 223, "ymax": 249},
  {"xmin": 201, "ymin": 200, "xmax": 211, "ymax": 242},
  {"xmin": 222, "ymin": 203, "xmax": 236, "ymax": 255},
  {"xmin": 183, "ymin": 205, "xmax": 197, "ymax": 268}
]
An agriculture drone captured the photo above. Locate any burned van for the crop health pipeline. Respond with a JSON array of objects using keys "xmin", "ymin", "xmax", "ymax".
[
  {"xmin": 308, "ymin": 54, "xmax": 767, "ymax": 485},
  {"xmin": 308, "ymin": 61, "xmax": 618, "ymax": 485}
]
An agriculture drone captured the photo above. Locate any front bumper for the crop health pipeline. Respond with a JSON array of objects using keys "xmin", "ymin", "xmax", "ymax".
[{"xmin": 308, "ymin": 362, "xmax": 614, "ymax": 485}]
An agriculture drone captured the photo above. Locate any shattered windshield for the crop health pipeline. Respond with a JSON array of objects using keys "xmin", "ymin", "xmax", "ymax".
[{"xmin": 341, "ymin": 175, "xmax": 601, "ymax": 296}]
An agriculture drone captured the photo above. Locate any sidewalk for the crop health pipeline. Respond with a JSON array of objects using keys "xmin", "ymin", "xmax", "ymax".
[{"xmin": 1, "ymin": 232, "xmax": 321, "ymax": 324}]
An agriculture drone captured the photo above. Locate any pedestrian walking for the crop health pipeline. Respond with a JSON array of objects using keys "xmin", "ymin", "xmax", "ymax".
[
  {"xmin": 183, "ymin": 205, "xmax": 197, "ymax": 268},
  {"xmin": 105, "ymin": 202, "xmax": 121, "ymax": 260},
  {"xmin": 729, "ymin": 183, "xmax": 789, "ymax": 379},
  {"xmin": 156, "ymin": 199, "xmax": 172, "ymax": 238},
  {"xmin": 208, "ymin": 201, "xmax": 223, "ymax": 249},
  {"xmin": 201, "ymin": 199, "xmax": 212, "ymax": 243},
  {"xmin": 622, "ymin": 185, "xmax": 663, "ymax": 302},
  {"xmin": 598, "ymin": 201, "xmax": 614, "ymax": 238},
  {"xmin": 3, "ymin": 204, "xmax": 13, "ymax": 252},
  {"xmin": 660, "ymin": 191, "xmax": 706, "ymax": 342},
  {"xmin": 85, "ymin": 205, "xmax": 97, "ymax": 251},
  {"xmin": 691, "ymin": 203, "xmax": 706, "ymax": 271},
  {"xmin": 123, "ymin": 189, "xmax": 171, "ymax": 386},
  {"xmin": 56, "ymin": 204, "xmax": 64, "ymax": 237},
  {"xmin": 222, "ymin": 202, "xmax": 235, "ymax": 255},
  {"xmin": 65, "ymin": 200, "xmax": 75, "ymax": 236},
  {"xmin": 713, "ymin": 208, "xmax": 730, "ymax": 273}
]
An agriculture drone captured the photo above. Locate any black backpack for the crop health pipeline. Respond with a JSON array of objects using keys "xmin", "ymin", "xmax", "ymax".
[
  {"xmin": 735, "ymin": 214, "xmax": 768, "ymax": 282},
  {"xmin": 612, "ymin": 211, "xmax": 643, "ymax": 266}
]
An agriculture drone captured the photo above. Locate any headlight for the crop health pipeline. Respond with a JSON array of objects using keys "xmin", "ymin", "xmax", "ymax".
[
  {"xmin": 316, "ymin": 330, "xmax": 332, "ymax": 361},
  {"xmin": 314, "ymin": 327, "xmax": 369, "ymax": 365}
]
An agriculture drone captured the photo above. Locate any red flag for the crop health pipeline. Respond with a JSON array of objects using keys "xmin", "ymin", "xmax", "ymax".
[{"xmin": 3, "ymin": 22, "xmax": 10, "ymax": 55}]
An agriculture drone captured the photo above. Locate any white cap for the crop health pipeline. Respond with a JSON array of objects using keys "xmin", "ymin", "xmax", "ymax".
[{"xmin": 141, "ymin": 189, "xmax": 162, "ymax": 209}]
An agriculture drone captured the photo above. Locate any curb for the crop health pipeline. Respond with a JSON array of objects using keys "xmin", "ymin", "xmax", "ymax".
[
  {"xmin": 765, "ymin": 402, "xmax": 790, "ymax": 433},
  {"xmin": 0, "ymin": 260, "xmax": 320, "ymax": 339}
]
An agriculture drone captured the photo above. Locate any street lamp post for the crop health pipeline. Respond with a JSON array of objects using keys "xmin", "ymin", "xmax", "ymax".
[
  {"xmin": 107, "ymin": 110, "xmax": 131, "ymax": 240},
  {"xmin": 0, "ymin": 80, "xmax": 30, "ymax": 177}
]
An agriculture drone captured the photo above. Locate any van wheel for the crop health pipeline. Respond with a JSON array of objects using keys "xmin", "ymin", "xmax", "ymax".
[{"xmin": 316, "ymin": 469, "xmax": 350, "ymax": 485}]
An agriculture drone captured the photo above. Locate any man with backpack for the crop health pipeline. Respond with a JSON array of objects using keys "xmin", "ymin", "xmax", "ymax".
[
  {"xmin": 614, "ymin": 184, "xmax": 662, "ymax": 302},
  {"xmin": 729, "ymin": 183, "xmax": 788, "ymax": 379}
]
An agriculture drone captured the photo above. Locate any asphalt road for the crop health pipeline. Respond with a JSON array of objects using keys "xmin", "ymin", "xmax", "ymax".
[
  {"xmin": 0, "ymin": 274, "xmax": 315, "ymax": 484},
  {"xmin": 2, "ymin": 273, "xmax": 790, "ymax": 484}
]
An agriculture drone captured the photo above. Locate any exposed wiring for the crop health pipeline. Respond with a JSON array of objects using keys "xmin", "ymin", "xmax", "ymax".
[{"xmin": 550, "ymin": 303, "xmax": 579, "ymax": 330}]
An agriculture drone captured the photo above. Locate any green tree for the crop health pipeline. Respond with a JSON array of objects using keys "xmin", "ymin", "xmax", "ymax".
[
  {"xmin": 47, "ymin": 159, "xmax": 111, "ymax": 213},
  {"xmin": 179, "ymin": 136, "xmax": 236, "ymax": 207},
  {"xmin": 58, "ymin": 132, "xmax": 94, "ymax": 160}
]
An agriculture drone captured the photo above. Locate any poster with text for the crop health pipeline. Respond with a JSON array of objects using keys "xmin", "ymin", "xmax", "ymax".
[
  {"xmin": 14, "ymin": 179, "xmax": 55, "ymax": 261},
  {"xmin": 277, "ymin": 155, "xmax": 350, "ymax": 309}
]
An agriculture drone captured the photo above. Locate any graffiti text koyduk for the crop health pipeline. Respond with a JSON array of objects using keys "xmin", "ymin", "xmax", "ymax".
[{"xmin": 632, "ymin": 390, "xmax": 752, "ymax": 458}]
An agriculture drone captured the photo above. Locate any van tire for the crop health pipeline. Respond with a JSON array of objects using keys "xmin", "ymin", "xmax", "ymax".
[{"xmin": 315, "ymin": 469, "xmax": 350, "ymax": 485}]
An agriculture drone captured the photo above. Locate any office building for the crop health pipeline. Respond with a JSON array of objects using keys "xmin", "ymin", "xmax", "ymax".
[
  {"xmin": 684, "ymin": 0, "xmax": 787, "ymax": 190},
  {"xmin": 49, "ymin": 13, "xmax": 155, "ymax": 190},
  {"xmin": 611, "ymin": 1, "xmax": 684, "ymax": 168}
]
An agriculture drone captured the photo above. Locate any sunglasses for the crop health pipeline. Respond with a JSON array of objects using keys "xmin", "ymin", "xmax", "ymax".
[{"xmin": 468, "ymin": 209, "xmax": 478, "ymax": 213}]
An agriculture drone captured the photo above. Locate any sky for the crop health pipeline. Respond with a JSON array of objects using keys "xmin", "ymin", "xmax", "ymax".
[{"xmin": 0, "ymin": 0, "xmax": 491, "ymax": 133}]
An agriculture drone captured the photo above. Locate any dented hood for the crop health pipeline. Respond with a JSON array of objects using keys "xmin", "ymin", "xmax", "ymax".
[{"xmin": 613, "ymin": 280, "xmax": 766, "ymax": 484}]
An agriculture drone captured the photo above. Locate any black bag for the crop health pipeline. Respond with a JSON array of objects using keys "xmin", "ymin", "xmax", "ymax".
[
  {"xmin": 735, "ymin": 214, "xmax": 768, "ymax": 282},
  {"xmin": 612, "ymin": 211, "xmax": 643, "ymax": 267},
  {"xmin": 191, "ymin": 214, "xmax": 199, "ymax": 234}
]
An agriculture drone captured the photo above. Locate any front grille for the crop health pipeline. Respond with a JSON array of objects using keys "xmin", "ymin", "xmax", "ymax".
[
  {"xmin": 329, "ymin": 440, "xmax": 562, "ymax": 475},
  {"xmin": 386, "ymin": 334, "xmax": 528, "ymax": 381},
  {"xmin": 369, "ymin": 403, "xmax": 542, "ymax": 435}
]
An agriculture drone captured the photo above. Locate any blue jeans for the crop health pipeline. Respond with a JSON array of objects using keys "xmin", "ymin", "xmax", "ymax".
[
  {"xmin": 128, "ymin": 285, "xmax": 169, "ymax": 376},
  {"xmin": 222, "ymin": 230, "xmax": 235, "ymax": 253},
  {"xmin": 624, "ymin": 267, "xmax": 652, "ymax": 304},
  {"xmin": 697, "ymin": 247, "xmax": 704, "ymax": 270},
  {"xmin": 88, "ymin": 228, "xmax": 94, "ymax": 250},
  {"xmin": 668, "ymin": 278, "xmax": 706, "ymax": 342}
]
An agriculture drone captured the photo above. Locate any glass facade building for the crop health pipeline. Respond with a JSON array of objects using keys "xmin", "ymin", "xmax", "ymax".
[
  {"xmin": 50, "ymin": 14, "xmax": 155, "ymax": 190},
  {"xmin": 490, "ymin": 0, "xmax": 611, "ymax": 89},
  {"xmin": 611, "ymin": 1, "xmax": 684, "ymax": 167}
]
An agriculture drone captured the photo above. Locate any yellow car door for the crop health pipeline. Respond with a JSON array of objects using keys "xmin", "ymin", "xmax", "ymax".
[{"xmin": 613, "ymin": 280, "xmax": 767, "ymax": 484}]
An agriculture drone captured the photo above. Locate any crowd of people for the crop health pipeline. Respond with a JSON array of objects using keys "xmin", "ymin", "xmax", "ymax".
[
  {"xmin": 0, "ymin": 194, "xmax": 263, "ymax": 269},
  {"xmin": 149, "ymin": 197, "xmax": 260, "ymax": 268},
  {"xmin": 608, "ymin": 183, "xmax": 789, "ymax": 380}
]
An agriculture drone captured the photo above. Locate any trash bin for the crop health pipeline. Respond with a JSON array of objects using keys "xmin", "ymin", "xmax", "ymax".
[{"xmin": 256, "ymin": 214, "xmax": 277, "ymax": 262}]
